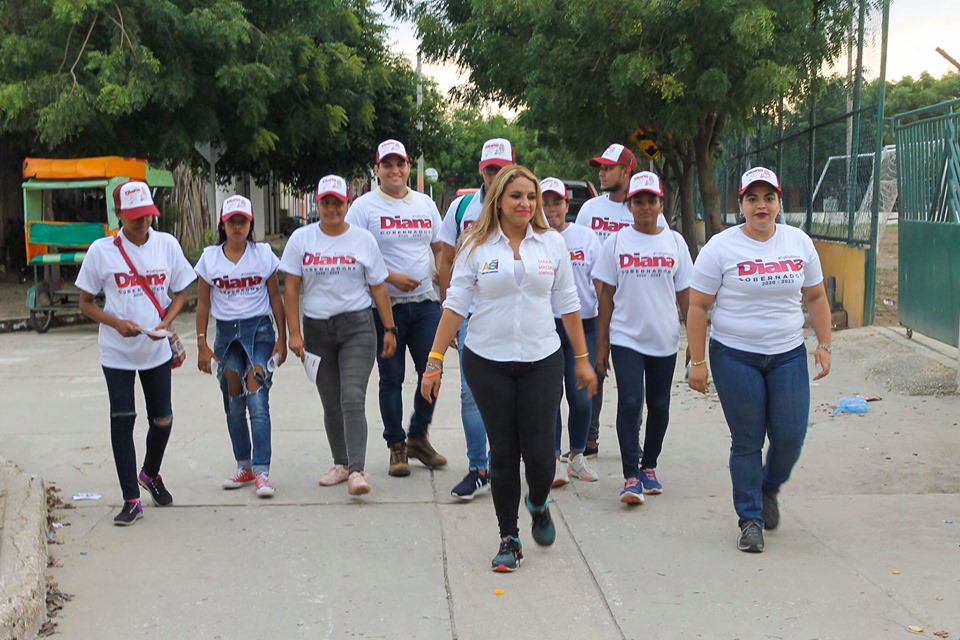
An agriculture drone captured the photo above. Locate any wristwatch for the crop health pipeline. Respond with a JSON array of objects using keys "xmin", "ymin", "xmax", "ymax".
[{"xmin": 384, "ymin": 326, "xmax": 398, "ymax": 336}]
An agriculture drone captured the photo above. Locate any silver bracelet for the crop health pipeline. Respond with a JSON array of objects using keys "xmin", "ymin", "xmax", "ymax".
[
  {"xmin": 817, "ymin": 343, "xmax": 832, "ymax": 353},
  {"xmin": 425, "ymin": 362, "xmax": 443, "ymax": 373}
]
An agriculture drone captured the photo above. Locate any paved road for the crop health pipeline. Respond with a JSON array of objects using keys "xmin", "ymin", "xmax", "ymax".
[{"xmin": 2, "ymin": 316, "xmax": 958, "ymax": 639}]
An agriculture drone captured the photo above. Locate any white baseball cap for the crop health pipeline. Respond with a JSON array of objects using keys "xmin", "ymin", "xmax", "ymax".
[
  {"xmin": 376, "ymin": 139, "xmax": 408, "ymax": 163},
  {"xmin": 539, "ymin": 177, "xmax": 569, "ymax": 200},
  {"xmin": 626, "ymin": 171, "xmax": 664, "ymax": 198},
  {"xmin": 739, "ymin": 167, "xmax": 782, "ymax": 195},
  {"xmin": 113, "ymin": 180, "xmax": 159, "ymax": 219},
  {"xmin": 220, "ymin": 195, "xmax": 254, "ymax": 221},
  {"xmin": 315, "ymin": 175, "xmax": 349, "ymax": 202},
  {"xmin": 478, "ymin": 138, "xmax": 515, "ymax": 170},
  {"xmin": 589, "ymin": 143, "xmax": 638, "ymax": 172}
]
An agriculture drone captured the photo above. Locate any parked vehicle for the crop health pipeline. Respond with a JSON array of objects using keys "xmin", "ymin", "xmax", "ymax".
[
  {"xmin": 22, "ymin": 156, "xmax": 174, "ymax": 332},
  {"xmin": 562, "ymin": 179, "xmax": 598, "ymax": 222}
]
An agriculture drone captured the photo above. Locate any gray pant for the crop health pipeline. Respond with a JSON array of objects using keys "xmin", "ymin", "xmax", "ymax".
[{"xmin": 303, "ymin": 309, "xmax": 377, "ymax": 473}]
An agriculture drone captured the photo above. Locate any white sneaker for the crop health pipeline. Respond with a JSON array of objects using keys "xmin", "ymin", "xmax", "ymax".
[
  {"xmin": 568, "ymin": 453, "xmax": 599, "ymax": 482},
  {"xmin": 552, "ymin": 459, "xmax": 570, "ymax": 488}
]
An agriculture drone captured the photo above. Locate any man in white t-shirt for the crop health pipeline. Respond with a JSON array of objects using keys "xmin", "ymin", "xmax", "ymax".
[
  {"xmin": 437, "ymin": 137, "xmax": 514, "ymax": 501},
  {"xmin": 573, "ymin": 143, "xmax": 639, "ymax": 458},
  {"xmin": 347, "ymin": 139, "xmax": 446, "ymax": 477}
]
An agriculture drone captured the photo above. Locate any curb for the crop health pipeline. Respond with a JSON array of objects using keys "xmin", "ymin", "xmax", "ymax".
[{"xmin": 0, "ymin": 461, "xmax": 47, "ymax": 640}]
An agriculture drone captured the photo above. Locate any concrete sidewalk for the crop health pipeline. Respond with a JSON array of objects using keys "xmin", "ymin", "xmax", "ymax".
[{"xmin": 0, "ymin": 318, "xmax": 958, "ymax": 639}]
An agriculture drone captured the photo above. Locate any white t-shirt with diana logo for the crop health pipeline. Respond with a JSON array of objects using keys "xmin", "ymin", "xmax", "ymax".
[
  {"xmin": 194, "ymin": 242, "xmax": 280, "ymax": 321},
  {"xmin": 690, "ymin": 224, "xmax": 824, "ymax": 354},
  {"xmin": 278, "ymin": 224, "xmax": 388, "ymax": 320},
  {"xmin": 592, "ymin": 227, "xmax": 692, "ymax": 357},
  {"xmin": 76, "ymin": 230, "xmax": 196, "ymax": 370}
]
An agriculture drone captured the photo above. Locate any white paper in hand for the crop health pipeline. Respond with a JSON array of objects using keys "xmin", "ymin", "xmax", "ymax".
[
  {"xmin": 302, "ymin": 351, "xmax": 321, "ymax": 383},
  {"xmin": 138, "ymin": 327, "xmax": 173, "ymax": 338}
]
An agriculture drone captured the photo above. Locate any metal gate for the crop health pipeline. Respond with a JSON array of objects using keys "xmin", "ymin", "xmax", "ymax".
[{"xmin": 893, "ymin": 98, "xmax": 960, "ymax": 347}]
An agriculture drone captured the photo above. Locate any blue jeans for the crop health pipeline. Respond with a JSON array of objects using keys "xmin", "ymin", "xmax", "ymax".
[
  {"xmin": 611, "ymin": 346, "xmax": 677, "ymax": 479},
  {"xmin": 214, "ymin": 316, "xmax": 275, "ymax": 475},
  {"xmin": 709, "ymin": 339, "xmax": 810, "ymax": 527},
  {"xmin": 102, "ymin": 362, "xmax": 173, "ymax": 501},
  {"xmin": 374, "ymin": 299, "xmax": 442, "ymax": 447},
  {"xmin": 555, "ymin": 316, "xmax": 597, "ymax": 456},
  {"xmin": 458, "ymin": 316, "xmax": 489, "ymax": 471}
]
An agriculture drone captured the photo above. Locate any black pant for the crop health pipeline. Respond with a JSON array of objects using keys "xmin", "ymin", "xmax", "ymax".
[
  {"xmin": 102, "ymin": 363, "xmax": 173, "ymax": 500},
  {"xmin": 462, "ymin": 347, "xmax": 564, "ymax": 539}
]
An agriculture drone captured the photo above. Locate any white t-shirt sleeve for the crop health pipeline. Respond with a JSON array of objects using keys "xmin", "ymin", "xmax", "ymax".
[
  {"xmin": 75, "ymin": 242, "xmax": 104, "ymax": 295},
  {"xmin": 363, "ymin": 233, "xmax": 389, "ymax": 286},
  {"xmin": 278, "ymin": 230, "xmax": 305, "ymax": 276},
  {"xmin": 428, "ymin": 200, "xmax": 442, "ymax": 243},
  {"xmin": 591, "ymin": 233, "xmax": 619, "ymax": 287},
  {"xmin": 690, "ymin": 236, "xmax": 724, "ymax": 295},
  {"xmin": 802, "ymin": 235, "xmax": 825, "ymax": 288},
  {"xmin": 166, "ymin": 235, "xmax": 197, "ymax": 292},
  {"xmin": 672, "ymin": 231, "xmax": 693, "ymax": 291},
  {"xmin": 193, "ymin": 248, "xmax": 212, "ymax": 284}
]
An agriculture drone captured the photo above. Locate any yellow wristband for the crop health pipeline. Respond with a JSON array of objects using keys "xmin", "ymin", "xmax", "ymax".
[
  {"xmin": 428, "ymin": 351, "xmax": 445, "ymax": 362},
  {"xmin": 691, "ymin": 359, "xmax": 706, "ymax": 366},
  {"xmin": 573, "ymin": 352, "xmax": 589, "ymax": 359}
]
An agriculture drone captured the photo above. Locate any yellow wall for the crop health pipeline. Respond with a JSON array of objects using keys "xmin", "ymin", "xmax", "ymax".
[{"xmin": 814, "ymin": 240, "xmax": 866, "ymax": 327}]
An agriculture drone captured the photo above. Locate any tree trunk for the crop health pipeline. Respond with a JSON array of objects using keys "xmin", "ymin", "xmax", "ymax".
[
  {"xmin": 677, "ymin": 155, "xmax": 698, "ymax": 261},
  {"xmin": 694, "ymin": 110, "xmax": 724, "ymax": 239},
  {"xmin": 0, "ymin": 134, "xmax": 28, "ymax": 273}
]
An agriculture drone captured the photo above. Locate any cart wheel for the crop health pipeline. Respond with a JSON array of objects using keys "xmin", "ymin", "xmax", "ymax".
[{"xmin": 30, "ymin": 282, "xmax": 54, "ymax": 333}]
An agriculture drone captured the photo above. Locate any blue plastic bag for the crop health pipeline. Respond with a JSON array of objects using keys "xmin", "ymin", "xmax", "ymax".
[{"xmin": 834, "ymin": 396, "xmax": 869, "ymax": 415}]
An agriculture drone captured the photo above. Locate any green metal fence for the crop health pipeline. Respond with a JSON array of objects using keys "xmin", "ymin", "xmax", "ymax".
[{"xmin": 893, "ymin": 98, "xmax": 960, "ymax": 347}]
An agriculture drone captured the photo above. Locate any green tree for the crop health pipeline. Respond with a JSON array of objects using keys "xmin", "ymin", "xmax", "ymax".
[
  {"xmin": 408, "ymin": 0, "xmax": 855, "ymax": 249},
  {"xmin": 0, "ymin": 0, "xmax": 446, "ymax": 259}
]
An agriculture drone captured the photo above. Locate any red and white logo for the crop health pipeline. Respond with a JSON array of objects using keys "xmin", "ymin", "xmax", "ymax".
[
  {"xmin": 737, "ymin": 259, "xmax": 803, "ymax": 276},
  {"xmin": 380, "ymin": 217, "xmax": 432, "ymax": 230},
  {"xmin": 213, "ymin": 275, "xmax": 263, "ymax": 290},
  {"xmin": 114, "ymin": 271, "xmax": 166, "ymax": 289},
  {"xmin": 591, "ymin": 218, "xmax": 630, "ymax": 233},
  {"xmin": 303, "ymin": 253, "xmax": 357, "ymax": 266},
  {"xmin": 619, "ymin": 254, "xmax": 675, "ymax": 269}
]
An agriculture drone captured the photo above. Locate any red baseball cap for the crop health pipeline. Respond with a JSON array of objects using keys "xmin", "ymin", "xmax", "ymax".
[
  {"xmin": 478, "ymin": 138, "xmax": 515, "ymax": 171},
  {"xmin": 113, "ymin": 181, "xmax": 159, "ymax": 219},
  {"xmin": 376, "ymin": 139, "xmax": 408, "ymax": 163},
  {"xmin": 220, "ymin": 195, "xmax": 254, "ymax": 221},
  {"xmin": 315, "ymin": 175, "xmax": 349, "ymax": 202},
  {"xmin": 539, "ymin": 177, "xmax": 569, "ymax": 200},
  {"xmin": 626, "ymin": 171, "xmax": 664, "ymax": 198},
  {"xmin": 589, "ymin": 143, "xmax": 637, "ymax": 172}
]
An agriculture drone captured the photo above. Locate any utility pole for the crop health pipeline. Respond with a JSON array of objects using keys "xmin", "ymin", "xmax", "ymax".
[{"xmin": 416, "ymin": 52, "xmax": 425, "ymax": 193}]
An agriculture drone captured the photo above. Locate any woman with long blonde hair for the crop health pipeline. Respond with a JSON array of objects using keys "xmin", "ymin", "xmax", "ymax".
[{"xmin": 422, "ymin": 165, "xmax": 597, "ymax": 572}]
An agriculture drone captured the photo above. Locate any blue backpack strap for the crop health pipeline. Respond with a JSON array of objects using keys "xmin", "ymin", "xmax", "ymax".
[{"xmin": 455, "ymin": 193, "xmax": 475, "ymax": 240}]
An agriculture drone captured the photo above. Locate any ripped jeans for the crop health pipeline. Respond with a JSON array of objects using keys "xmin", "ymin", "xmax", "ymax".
[
  {"xmin": 214, "ymin": 316, "xmax": 276, "ymax": 475},
  {"xmin": 102, "ymin": 362, "xmax": 173, "ymax": 501}
]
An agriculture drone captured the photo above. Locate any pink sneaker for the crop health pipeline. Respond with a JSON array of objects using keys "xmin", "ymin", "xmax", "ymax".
[
  {"xmin": 255, "ymin": 473, "xmax": 275, "ymax": 498},
  {"xmin": 223, "ymin": 467, "xmax": 256, "ymax": 489},
  {"xmin": 347, "ymin": 471, "xmax": 371, "ymax": 496},
  {"xmin": 318, "ymin": 465, "xmax": 349, "ymax": 487}
]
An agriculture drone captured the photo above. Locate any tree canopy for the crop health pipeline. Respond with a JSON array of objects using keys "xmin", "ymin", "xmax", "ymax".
[
  {"xmin": 0, "ymin": 0, "xmax": 445, "ymax": 190},
  {"xmin": 409, "ymin": 0, "xmax": 856, "ymax": 246}
]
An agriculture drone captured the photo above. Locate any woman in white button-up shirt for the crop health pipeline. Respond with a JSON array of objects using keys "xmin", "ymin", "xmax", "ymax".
[{"xmin": 422, "ymin": 165, "xmax": 597, "ymax": 573}]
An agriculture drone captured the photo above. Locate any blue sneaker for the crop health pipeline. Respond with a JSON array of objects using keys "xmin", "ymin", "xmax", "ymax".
[
  {"xmin": 619, "ymin": 477, "xmax": 645, "ymax": 505},
  {"xmin": 639, "ymin": 468, "xmax": 663, "ymax": 494},
  {"xmin": 451, "ymin": 470, "xmax": 489, "ymax": 501},
  {"xmin": 525, "ymin": 494, "xmax": 556, "ymax": 546},
  {"xmin": 491, "ymin": 536, "xmax": 523, "ymax": 572}
]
